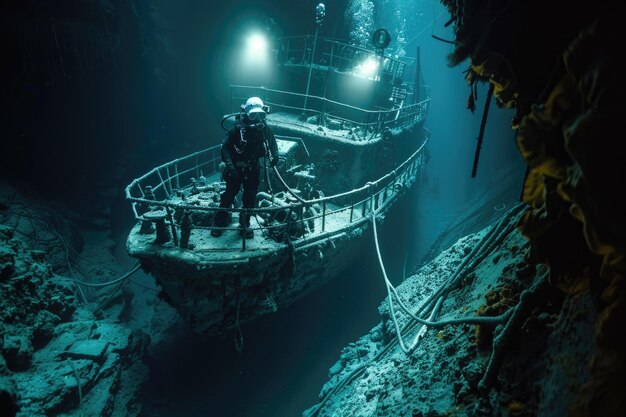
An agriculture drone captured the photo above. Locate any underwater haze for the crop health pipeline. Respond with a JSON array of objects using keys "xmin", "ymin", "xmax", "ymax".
[{"xmin": 1, "ymin": 0, "xmax": 527, "ymax": 416}]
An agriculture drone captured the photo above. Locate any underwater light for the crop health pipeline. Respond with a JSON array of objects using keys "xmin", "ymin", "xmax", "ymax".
[
  {"xmin": 247, "ymin": 33, "xmax": 268, "ymax": 54},
  {"xmin": 238, "ymin": 31, "xmax": 272, "ymax": 82},
  {"xmin": 356, "ymin": 56, "xmax": 380, "ymax": 78}
]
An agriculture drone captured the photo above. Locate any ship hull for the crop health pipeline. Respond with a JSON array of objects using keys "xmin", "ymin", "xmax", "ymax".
[
  {"xmin": 126, "ymin": 105, "xmax": 428, "ymax": 335},
  {"xmin": 129, "ymin": 178, "xmax": 414, "ymax": 335},
  {"xmin": 131, "ymin": 220, "xmax": 369, "ymax": 334}
]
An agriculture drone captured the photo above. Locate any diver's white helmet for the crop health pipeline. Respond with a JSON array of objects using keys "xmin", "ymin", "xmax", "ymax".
[{"xmin": 243, "ymin": 97, "xmax": 267, "ymax": 121}]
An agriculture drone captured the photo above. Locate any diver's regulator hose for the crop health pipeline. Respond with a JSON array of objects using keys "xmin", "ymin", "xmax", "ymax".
[{"xmin": 221, "ymin": 113, "xmax": 239, "ymax": 131}]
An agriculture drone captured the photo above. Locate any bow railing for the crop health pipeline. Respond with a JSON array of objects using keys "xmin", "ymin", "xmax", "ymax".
[{"xmin": 126, "ymin": 136, "xmax": 428, "ymax": 252}]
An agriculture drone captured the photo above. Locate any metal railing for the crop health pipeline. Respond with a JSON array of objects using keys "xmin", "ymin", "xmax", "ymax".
[
  {"xmin": 126, "ymin": 137, "xmax": 429, "ymax": 252},
  {"xmin": 277, "ymin": 36, "xmax": 412, "ymax": 82},
  {"xmin": 231, "ymin": 85, "xmax": 430, "ymax": 141}
]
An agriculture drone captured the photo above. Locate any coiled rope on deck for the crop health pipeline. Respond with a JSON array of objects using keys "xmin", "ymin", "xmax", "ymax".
[{"xmin": 271, "ymin": 166, "xmax": 308, "ymax": 204}]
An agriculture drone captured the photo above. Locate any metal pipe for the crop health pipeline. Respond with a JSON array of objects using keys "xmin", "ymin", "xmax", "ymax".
[{"xmin": 301, "ymin": 25, "xmax": 319, "ymax": 117}]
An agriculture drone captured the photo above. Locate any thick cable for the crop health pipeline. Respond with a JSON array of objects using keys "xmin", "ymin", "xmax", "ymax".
[
  {"xmin": 371, "ymin": 211, "xmax": 513, "ymax": 353},
  {"xmin": 271, "ymin": 166, "xmax": 308, "ymax": 204},
  {"xmin": 308, "ymin": 204, "xmax": 526, "ymax": 416},
  {"xmin": 73, "ymin": 262, "xmax": 141, "ymax": 288}
]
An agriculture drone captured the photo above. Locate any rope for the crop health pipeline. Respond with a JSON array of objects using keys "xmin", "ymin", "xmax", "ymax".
[
  {"xmin": 477, "ymin": 268, "xmax": 548, "ymax": 395},
  {"xmin": 264, "ymin": 157, "xmax": 273, "ymax": 195},
  {"xmin": 93, "ymin": 280, "xmax": 125, "ymax": 315},
  {"xmin": 308, "ymin": 203, "xmax": 526, "ymax": 416},
  {"xmin": 308, "ymin": 204, "xmax": 526, "ymax": 417},
  {"xmin": 371, "ymin": 210, "xmax": 513, "ymax": 353},
  {"xmin": 271, "ymin": 166, "xmax": 308, "ymax": 204},
  {"xmin": 373, "ymin": 210, "xmax": 432, "ymax": 353},
  {"xmin": 72, "ymin": 262, "xmax": 141, "ymax": 288}
]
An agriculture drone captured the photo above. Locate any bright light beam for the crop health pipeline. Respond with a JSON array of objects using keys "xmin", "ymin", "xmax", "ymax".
[
  {"xmin": 356, "ymin": 57, "xmax": 380, "ymax": 78},
  {"xmin": 237, "ymin": 31, "xmax": 271, "ymax": 84},
  {"xmin": 246, "ymin": 33, "xmax": 268, "ymax": 60}
]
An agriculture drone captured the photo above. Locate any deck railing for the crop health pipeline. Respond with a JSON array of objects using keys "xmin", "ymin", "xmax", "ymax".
[
  {"xmin": 276, "ymin": 36, "xmax": 413, "ymax": 82},
  {"xmin": 231, "ymin": 85, "xmax": 430, "ymax": 141},
  {"xmin": 126, "ymin": 136, "xmax": 428, "ymax": 252}
]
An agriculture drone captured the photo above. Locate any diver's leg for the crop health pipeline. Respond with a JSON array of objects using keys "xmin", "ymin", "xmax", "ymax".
[
  {"xmin": 240, "ymin": 167, "xmax": 260, "ymax": 236},
  {"xmin": 212, "ymin": 176, "xmax": 241, "ymax": 236}
]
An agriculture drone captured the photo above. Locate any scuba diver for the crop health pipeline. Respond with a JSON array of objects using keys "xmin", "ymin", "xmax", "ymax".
[{"xmin": 211, "ymin": 97, "xmax": 279, "ymax": 238}]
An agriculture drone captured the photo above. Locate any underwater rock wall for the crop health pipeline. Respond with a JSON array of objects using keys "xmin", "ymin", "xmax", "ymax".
[
  {"xmin": 0, "ymin": 221, "xmax": 150, "ymax": 416},
  {"xmin": 439, "ymin": 1, "xmax": 624, "ymax": 414},
  {"xmin": 304, "ymin": 209, "xmax": 596, "ymax": 417},
  {"xmin": 0, "ymin": 182, "xmax": 85, "ymax": 276}
]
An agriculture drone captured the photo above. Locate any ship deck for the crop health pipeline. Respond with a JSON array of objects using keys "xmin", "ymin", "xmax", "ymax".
[
  {"xmin": 266, "ymin": 112, "xmax": 381, "ymax": 145},
  {"xmin": 126, "ymin": 137, "xmax": 429, "ymax": 268},
  {"xmin": 127, "ymin": 170, "xmax": 356, "ymax": 264}
]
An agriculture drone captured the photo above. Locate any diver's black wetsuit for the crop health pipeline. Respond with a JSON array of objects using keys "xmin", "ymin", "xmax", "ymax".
[{"xmin": 214, "ymin": 120, "xmax": 279, "ymax": 230}]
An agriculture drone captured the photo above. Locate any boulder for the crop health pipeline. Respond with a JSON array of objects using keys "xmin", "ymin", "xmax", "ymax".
[
  {"xmin": 66, "ymin": 339, "xmax": 109, "ymax": 364},
  {"xmin": 0, "ymin": 377, "xmax": 19, "ymax": 417},
  {"xmin": 31, "ymin": 310, "xmax": 60, "ymax": 349},
  {"xmin": 1, "ymin": 335, "xmax": 33, "ymax": 372}
]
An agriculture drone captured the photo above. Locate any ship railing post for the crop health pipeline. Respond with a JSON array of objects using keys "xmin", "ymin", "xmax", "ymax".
[
  {"xmin": 321, "ymin": 201, "xmax": 326, "ymax": 232},
  {"xmin": 367, "ymin": 182, "xmax": 376, "ymax": 214},
  {"xmin": 174, "ymin": 163, "xmax": 180, "ymax": 190},
  {"xmin": 156, "ymin": 169, "xmax": 170, "ymax": 199},
  {"xmin": 349, "ymin": 196, "xmax": 354, "ymax": 223},
  {"xmin": 165, "ymin": 165, "xmax": 173, "ymax": 194},
  {"xmin": 361, "ymin": 114, "xmax": 366, "ymax": 140},
  {"xmin": 361, "ymin": 195, "xmax": 367, "ymax": 218},
  {"xmin": 373, "ymin": 188, "xmax": 379, "ymax": 212}
]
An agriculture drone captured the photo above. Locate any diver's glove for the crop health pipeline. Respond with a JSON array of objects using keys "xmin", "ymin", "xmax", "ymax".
[
  {"xmin": 269, "ymin": 156, "xmax": 278, "ymax": 167},
  {"xmin": 223, "ymin": 162, "xmax": 239, "ymax": 182}
]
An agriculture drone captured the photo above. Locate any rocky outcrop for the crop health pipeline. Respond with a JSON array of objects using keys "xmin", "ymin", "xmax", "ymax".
[
  {"xmin": 304, "ymin": 210, "xmax": 598, "ymax": 417},
  {"xmin": 437, "ymin": 1, "xmax": 624, "ymax": 414},
  {"xmin": 0, "ymin": 224, "xmax": 150, "ymax": 417}
]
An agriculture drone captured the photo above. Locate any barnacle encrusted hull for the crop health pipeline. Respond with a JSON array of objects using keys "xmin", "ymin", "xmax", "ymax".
[{"xmin": 129, "ymin": 221, "xmax": 369, "ymax": 335}]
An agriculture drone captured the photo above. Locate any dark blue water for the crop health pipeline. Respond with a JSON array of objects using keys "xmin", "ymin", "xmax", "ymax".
[
  {"xmin": 1, "ymin": 1, "xmax": 523, "ymax": 416},
  {"xmin": 140, "ymin": 216, "xmax": 399, "ymax": 417},
  {"xmin": 136, "ymin": 2, "xmax": 522, "ymax": 415}
]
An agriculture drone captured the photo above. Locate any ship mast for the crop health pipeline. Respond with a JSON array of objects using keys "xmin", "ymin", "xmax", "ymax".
[{"xmin": 300, "ymin": 3, "xmax": 326, "ymax": 121}]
